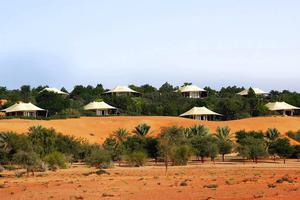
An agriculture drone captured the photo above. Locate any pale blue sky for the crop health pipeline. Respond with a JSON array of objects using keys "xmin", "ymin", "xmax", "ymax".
[{"xmin": 0, "ymin": 0, "xmax": 299, "ymax": 91}]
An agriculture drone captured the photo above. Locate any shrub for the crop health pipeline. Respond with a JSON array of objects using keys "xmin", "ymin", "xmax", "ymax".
[
  {"xmin": 56, "ymin": 108, "xmax": 81, "ymax": 118},
  {"xmin": 12, "ymin": 151, "xmax": 41, "ymax": 175},
  {"xmin": 125, "ymin": 151, "xmax": 147, "ymax": 167},
  {"xmin": 44, "ymin": 151, "xmax": 68, "ymax": 169},
  {"xmin": 85, "ymin": 149, "xmax": 113, "ymax": 169},
  {"xmin": 287, "ymin": 130, "xmax": 300, "ymax": 142},
  {"xmin": 27, "ymin": 126, "xmax": 57, "ymax": 156},
  {"xmin": 170, "ymin": 145, "xmax": 192, "ymax": 166}
]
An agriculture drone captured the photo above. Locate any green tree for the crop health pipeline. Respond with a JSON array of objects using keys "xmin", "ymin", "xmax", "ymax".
[
  {"xmin": 133, "ymin": 123, "xmax": 151, "ymax": 137},
  {"xmin": 215, "ymin": 126, "xmax": 233, "ymax": 162},
  {"xmin": 236, "ymin": 135, "xmax": 267, "ymax": 163},
  {"xmin": 186, "ymin": 125, "xmax": 210, "ymax": 138},
  {"xmin": 159, "ymin": 82, "xmax": 174, "ymax": 93},
  {"xmin": 159, "ymin": 126, "xmax": 187, "ymax": 174},
  {"xmin": 269, "ymin": 138, "xmax": 294, "ymax": 164},
  {"xmin": 36, "ymin": 91, "xmax": 70, "ymax": 116},
  {"xmin": 170, "ymin": 145, "xmax": 192, "ymax": 166},
  {"xmin": 190, "ymin": 134, "xmax": 216, "ymax": 163},
  {"xmin": 112, "ymin": 128, "xmax": 129, "ymax": 143},
  {"xmin": 144, "ymin": 137, "xmax": 159, "ymax": 163},
  {"xmin": 102, "ymin": 136, "xmax": 125, "ymax": 166}
]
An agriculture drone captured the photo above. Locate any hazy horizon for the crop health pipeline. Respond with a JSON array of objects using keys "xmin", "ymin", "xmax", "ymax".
[{"xmin": 1, "ymin": 1, "xmax": 299, "ymax": 92}]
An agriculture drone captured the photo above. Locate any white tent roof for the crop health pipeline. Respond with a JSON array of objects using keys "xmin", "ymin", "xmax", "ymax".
[
  {"xmin": 237, "ymin": 88, "xmax": 268, "ymax": 96},
  {"xmin": 180, "ymin": 107, "xmax": 221, "ymax": 117},
  {"xmin": 43, "ymin": 87, "xmax": 68, "ymax": 95},
  {"xmin": 178, "ymin": 85, "xmax": 206, "ymax": 93},
  {"xmin": 265, "ymin": 101, "xmax": 300, "ymax": 111},
  {"xmin": 84, "ymin": 101, "xmax": 117, "ymax": 110},
  {"xmin": 1, "ymin": 102, "xmax": 45, "ymax": 113},
  {"xmin": 104, "ymin": 86, "xmax": 139, "ymax": 94}
]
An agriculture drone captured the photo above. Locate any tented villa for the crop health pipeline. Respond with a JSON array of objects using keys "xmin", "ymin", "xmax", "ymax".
[
  {"xmin": 265, "ymin": 101, "xmax": 300, "ymax": 116},
  {"xmin": 42, "ymin": 87, "xmax": 69, "ymax": 95},
  {"xmin": 178, "ymin": 85, "xmax": 207, "ymax": 98},
  {"xmin": 237, "ymin": 87, "xmax": 268, "ymax": 96},
  {"xmin": 180, "ymin": 106, "xmax": 222, "ymax": 121},
  {"xmin": 103, "ymin": 86, "xmax": 140, "ymax": 96},
  {"xmin": 1, "ymin": 102, "xmax": 47, "ymax": 117},
  {"xmin": 84, "ymin": 101, "xmax": 117, "ymax": 116}
]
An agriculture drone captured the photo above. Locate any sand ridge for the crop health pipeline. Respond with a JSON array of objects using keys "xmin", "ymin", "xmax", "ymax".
[{"xmin": 0, "ymin": 116, "xmax": 299, "ymax": 144}]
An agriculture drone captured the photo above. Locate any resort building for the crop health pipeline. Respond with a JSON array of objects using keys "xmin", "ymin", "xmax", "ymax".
[
  {"xmin": 178, "ymin": 85, "xmax": 207, "ymax": 98},
  {"xmin": 180, "ymin": 106, "xmax": 222, "ymax": 121},
  {"xmin": 103, "ymin": 85, "xmax": 140, "ymax": 96},
  {"xmin": 237, "ymin": 87, "xmax": 268, "ymax": 96},
  {"xmin": 84, "ymin": 101, "xmax": 117, "ymax": 116},
  {"xmin": 1, "ymin": 102, "xmax": 47, "ymax": 117},
  {"xmin": 265, "ymin": 101, "xmax": 300, "ymax": 116},
  {"xmin": 42, "ymin": 87, "xmax": 69, "ymax": 95}
]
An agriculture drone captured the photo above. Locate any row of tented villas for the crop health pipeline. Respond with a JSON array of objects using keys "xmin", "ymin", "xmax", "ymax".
[{"xmin": 0, "ymin": 85, "xmax": 299, "ymax": 120}]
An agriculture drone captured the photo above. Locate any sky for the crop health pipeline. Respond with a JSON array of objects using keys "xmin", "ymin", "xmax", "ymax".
[{"xmin": 0, "ymin": 0, "xmax": 299, "ymax": 92}]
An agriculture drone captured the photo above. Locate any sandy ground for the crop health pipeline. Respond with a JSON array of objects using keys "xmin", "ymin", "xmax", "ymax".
[
  {"xmin": 0, "ymin": 161, "xmax": 300, "ymax": 200},
  {"xmin": 0, "ymin": 116, "xmax": 299, "ymax": 144}
]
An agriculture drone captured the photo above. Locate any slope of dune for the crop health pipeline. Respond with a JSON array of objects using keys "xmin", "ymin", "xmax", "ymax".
[{"xmin": 0, "ymin": 116, "xmax": 299, "ymax": 144}]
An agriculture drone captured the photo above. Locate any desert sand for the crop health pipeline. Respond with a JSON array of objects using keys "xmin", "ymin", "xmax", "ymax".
[
  {"xmin": 0, "ymin": 116, "xmax": 299, "ymax": 144},
  {"xmin": 0, "ymin": 161, "xmax": 300, "ymax": 200}
]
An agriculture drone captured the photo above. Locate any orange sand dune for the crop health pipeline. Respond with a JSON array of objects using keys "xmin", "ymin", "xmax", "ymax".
[{"xmin": 0, "ymin": 116, "xmax": 299, "ymax": 144}]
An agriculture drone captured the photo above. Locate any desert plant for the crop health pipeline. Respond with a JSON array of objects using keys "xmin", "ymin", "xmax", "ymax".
[
  {"xmin": 269, "ymin": 138, "xmax": 294, "ymax": 164},
  {"xmin": 12, "ymin": 151, "xmax": 41, "ymax": 176},
  {"xmin": 103, "ymin": 136, "xmax": 125, "ymax": 165},
  {"xmin": 215, "ymin": 126, "xmax": 233, "ymax": 161},
  {"xmin": 236, "ymin": 135, "xmax": 267, "ymax": 163},
  {"xmin": 125, "ymin": 151, "xmax": 147, "ymax": 167},
  {"xmin": 186, "ymin": 125, "xmax": 210, "ymax": 138},
  {"xmin": 170, "ymin": 145, "xmax": 192, "ymax": 165},
  {"xmin": 112, "ymin": 128, "xmax": 129, "ymax": 143},
  {"xmin": 44, "ymin": 151, "xmax": 68, "ymax": 169},
  {"xmin": 133, "ymin": 123, "xmax": 151, "ymax": 137},
  {"xmin": 27, "ymin": 126, "xmax": 57, "ymax": 156},
  {"xmin": 85, "ymin": 148, "xmax": 113, "ymax": 168},
  {"xmin": 190, "ymin": 134, "xmax": 216, "ymax": 163}
]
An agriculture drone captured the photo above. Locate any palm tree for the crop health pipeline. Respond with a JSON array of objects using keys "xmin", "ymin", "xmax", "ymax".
[
  {"xmin": 133, "ymin": 123, "xmax": 151, "ymax": 137},
  {"xmin": 265, "ymin": 128, "xmax": 280, "ymax": 161},
  {"xmin": 265, "ymin": 128, "xmax": 280, "ymax": 144},
  {"xmin": 186, "ymin": 125, "xmax": 209, "ymax": 138},
  {"xmin": 215, "ymin": 126, "xmax": 233, "ymax": 162},
  {"xmin": 112, "ymin": 128, "xmax": 129, "ymax": 143},
  {"xmin": 0, "ymin": 132, "xmax": 13, "ymax": 153}
]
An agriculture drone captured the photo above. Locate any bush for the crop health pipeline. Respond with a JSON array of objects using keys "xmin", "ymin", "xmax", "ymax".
[
  {"xmin": 27, "ymin": 126, "xmax": 57, "ymax": 156},
  {"xmin": 44, "ymin": 151, "xmax": 68, "ymax": 169},
  {"xmin": 85, "ymin": 149, "xmax": 113, "ymax": 169},
  {"xmin": 55, "ymin": 108, "xmax": 81, "ymax": 118},
  {"xmin": 125, "ymin": 151, "xmax": 147, "ymax": 167},
  {"xmin": 170, "ymin": 145, "xmax": 192, "ymax": 165},
  {"xmin": 287, "ymin": 130, "xmax": 300, "ymax": 142},
  {"xmin": 12, "ymin": 151, "xmax": 41, "ymax": 174}
]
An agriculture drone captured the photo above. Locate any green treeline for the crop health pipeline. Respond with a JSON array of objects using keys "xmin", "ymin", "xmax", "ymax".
[{"xmin": 1, "ymin": 83, "xmax": 300, "ymax": 119}]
